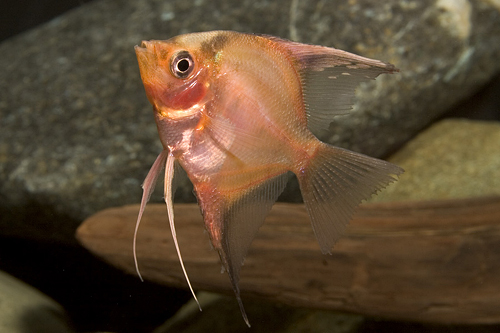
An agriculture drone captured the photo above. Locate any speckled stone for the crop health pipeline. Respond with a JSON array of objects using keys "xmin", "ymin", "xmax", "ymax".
[
  {"xmin": 370, "ymin": 119, "xmax": 500, "ymax": 202},
  {"xmin": 0, "ymin": 0, "xmax": 500, "ymax": 243}
]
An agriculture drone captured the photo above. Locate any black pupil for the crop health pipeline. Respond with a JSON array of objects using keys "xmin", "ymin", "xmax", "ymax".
[{"xmin": 177, "ymin": 58, "xmax": 190, "ymax": 72}]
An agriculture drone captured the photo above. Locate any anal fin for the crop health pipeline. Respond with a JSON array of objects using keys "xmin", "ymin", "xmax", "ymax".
[{"xmin": 195, "ymin": 171, "xmax": 290, "ymax": 327}]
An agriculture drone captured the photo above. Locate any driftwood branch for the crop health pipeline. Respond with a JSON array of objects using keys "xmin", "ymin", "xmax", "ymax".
[{"xmin": 77, "ymin": 196, "xmax": 500, "ymax": 324}]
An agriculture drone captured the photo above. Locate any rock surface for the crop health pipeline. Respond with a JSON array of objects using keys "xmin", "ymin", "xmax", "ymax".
[
  {"xmin": 0, "ymin": 270, "xmax": 74, "ymax": 333},
  {"xmin": 1, "ymin": 0, "xmax": 500, "ymax": 243},
  {"xmin": 371, "ymin": 119, "xmax": 500, "ymax": 202},
  {"xmin": 153, "ymin": 292, "xmax": 364, "ymax": 333}
]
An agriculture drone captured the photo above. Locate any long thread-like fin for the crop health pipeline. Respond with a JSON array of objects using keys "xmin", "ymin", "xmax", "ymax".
[
  {"xmin": 298, "ymin": 143, "xmax": 403, "ymax": 253},
  {"xmin": 134, "ymin": 150, "xmax": 169, "ymax": 281},
  {"xmin": 164, "ymin": 152, "xmax": 201, "ymax": 311}
]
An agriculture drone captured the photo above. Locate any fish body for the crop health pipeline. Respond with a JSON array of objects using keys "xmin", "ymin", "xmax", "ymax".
[{"xmin": 134, "ymin": 31, "xmax": 403, "ymax": 326}]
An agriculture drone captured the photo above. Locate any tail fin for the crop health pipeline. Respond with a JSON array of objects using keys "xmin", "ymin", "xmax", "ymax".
[{"xmin": 297, "ymin": 143, "xmax": 403, "ymax": 254}]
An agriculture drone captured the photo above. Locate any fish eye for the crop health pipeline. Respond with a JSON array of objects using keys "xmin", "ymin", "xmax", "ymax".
[{"xmin": 170, "ymin": 51, "xmax": 194, "ymax": 79}]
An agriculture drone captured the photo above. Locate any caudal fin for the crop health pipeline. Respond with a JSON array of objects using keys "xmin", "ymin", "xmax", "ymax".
[{"xmin": 297, "ymin": 143, "xmax": 403, "ymax": 253}]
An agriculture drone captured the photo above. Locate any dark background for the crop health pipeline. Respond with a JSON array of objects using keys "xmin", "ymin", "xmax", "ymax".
[{"xmin": 0, "ymin": 0, "xmax": 93, "ymax": 42}]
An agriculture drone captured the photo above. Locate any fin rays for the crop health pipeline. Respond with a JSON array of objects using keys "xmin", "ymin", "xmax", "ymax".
[{"xmin": 299, "ymin": 144, "xmax": 403, "ymax": 253}]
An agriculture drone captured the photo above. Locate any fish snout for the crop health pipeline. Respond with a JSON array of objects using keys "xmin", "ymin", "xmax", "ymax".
[
  {"xmin": 135, "ymin": 41, "xmax": 151, "ymax": 51},
  {"xmin": 135, "ymin": 41, "xmax": 154, "ymax": 59}
]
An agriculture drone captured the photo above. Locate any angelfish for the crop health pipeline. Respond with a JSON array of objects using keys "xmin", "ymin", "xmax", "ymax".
[{"xmin": 134, "ymin": 31, "xmax": 403, "ymax": 326}]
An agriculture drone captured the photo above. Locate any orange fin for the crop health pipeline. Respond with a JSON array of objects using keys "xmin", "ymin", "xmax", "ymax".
[{"xmin": 298, "ymin": 143, "xmax": 403, "ymax": 253}]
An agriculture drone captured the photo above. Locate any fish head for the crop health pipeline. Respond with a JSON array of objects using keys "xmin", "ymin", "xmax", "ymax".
[{"xmin": 135, "ymin": 35, "xmax": 220, "ymax": 123}]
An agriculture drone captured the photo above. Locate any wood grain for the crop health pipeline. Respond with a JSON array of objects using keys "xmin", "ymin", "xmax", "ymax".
[{"xmin": 76, "ymin": 196, "xmax": 500, "ymax": 324}]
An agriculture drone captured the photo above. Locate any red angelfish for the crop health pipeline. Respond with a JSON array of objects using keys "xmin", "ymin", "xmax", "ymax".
[{"xmin": 134, "ymin": 30, "xmax": 403, "ymax": 326}]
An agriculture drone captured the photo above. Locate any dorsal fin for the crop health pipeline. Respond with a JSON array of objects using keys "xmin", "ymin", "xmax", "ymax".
[{"xmin": 264, "ymin": 35, "xmax": 398, "ymax": 136}]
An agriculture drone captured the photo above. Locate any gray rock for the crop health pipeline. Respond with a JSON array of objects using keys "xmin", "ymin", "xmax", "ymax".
[
  {"xmin": 1, "ymin": 0, "xmax": 499, "ymax": 243},
  {"xmin": 370, "ymin": 118, "xmax": 500, "ymax": 202},
  {"xmin": 153, "ymin": 292, "xmax": 364, "ymax": 333},
  {"xmin": 0, "ymin": 270, "xmax": 75, "ymax": 333}
]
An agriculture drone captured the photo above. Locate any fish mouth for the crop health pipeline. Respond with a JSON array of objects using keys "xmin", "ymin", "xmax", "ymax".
[
  {"xmin": 135, "ymin": 40, "xmax": 151, "ymax": 51},
  {"xmin": 134, "ymin": 41, "xmax": 154, "ymax": 63}
]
